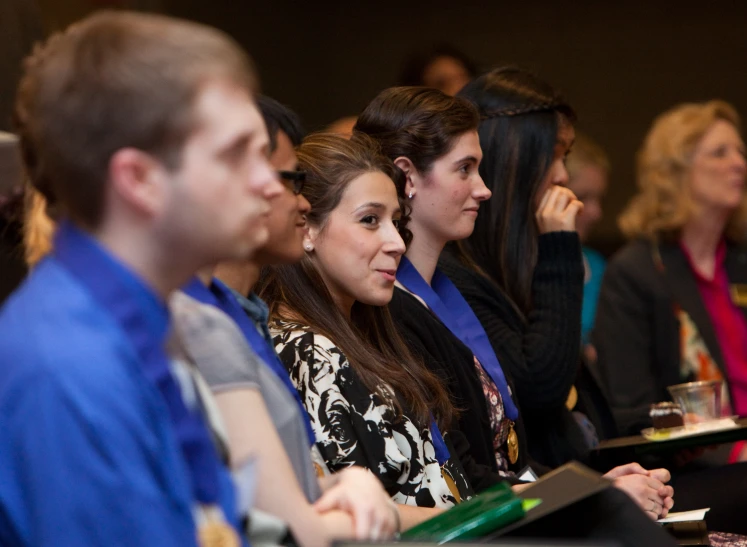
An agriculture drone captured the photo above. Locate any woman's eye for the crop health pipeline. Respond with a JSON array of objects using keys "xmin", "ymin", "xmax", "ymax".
[
  {"xmin": 361, "ymin": 215, "xmax": 378, "ymax": 226},
  {"xmin": 459, "ymin": 164, "xmax": 470, "ymax": 175},
  {"xmin": 393, "ymin": 219, "xmax": 402, "ymax": 229}
]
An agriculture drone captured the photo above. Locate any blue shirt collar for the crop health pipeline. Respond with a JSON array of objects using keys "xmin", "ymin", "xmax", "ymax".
[
  {"xmin": 230, "ymin": 290, "xmax": 268, "ymax": 327},
  {"xmin": 54, "ymin": 220, "xmax": 170, "ymax": 362}
]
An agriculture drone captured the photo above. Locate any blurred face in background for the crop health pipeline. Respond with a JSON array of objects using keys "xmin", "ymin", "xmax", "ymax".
[
  {"xmin": 422, "ymin": 56, "xmax": 472, "ymax": 97},
  {"xmin": 567, "ymin": 163, "xmax": 608, "ymax": 242},
  {"xmin": 688, "ymin": 119, "xmax": 747, "ymax": 217}
]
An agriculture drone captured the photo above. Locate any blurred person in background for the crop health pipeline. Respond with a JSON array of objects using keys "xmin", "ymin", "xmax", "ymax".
[
  {"xmin": 594, "ymin": 100, "xmax": 747, "ymax": 438},
  {"xmin": 327, "ymin": 116, "xmax": 358, "ymax": 137},
  {"xmin": 399, "ymin": 43, "xmax": 478, "ymax": 96},
  {"xmin": 592, "ymin": 100, "xmax": 747, "ymax": 536},
  {"xmin": 565, "ymin": 132, "xmax": 610, "ymax": 348}
]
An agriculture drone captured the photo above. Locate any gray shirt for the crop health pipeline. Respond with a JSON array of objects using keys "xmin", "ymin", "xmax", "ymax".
[{"xmin": 169, "ymin": 291, "xmax": 321, "ymax": 502}]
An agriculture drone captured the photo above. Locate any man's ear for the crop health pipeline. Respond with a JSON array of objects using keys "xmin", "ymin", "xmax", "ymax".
[
  {"xmin": 108, "ymin": 148, "xmax": 168, "ymax": 217},
  {"xmin": 394, "ymin": 156, "xmax": 418, "ymax": 199}
]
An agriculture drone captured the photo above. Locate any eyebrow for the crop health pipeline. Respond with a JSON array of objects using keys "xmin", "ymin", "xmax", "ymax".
[
  {"xmin": 353, "ymin": 202, "xmax": 386, "ymax": 213},
  {"xmin": 452, "ymin": 155, "xmax": 480, "ymax": 166},
  {"xmin": 216, "ymin": 131, "xmax": 253, "ymax": 159},
  {"xmin": 353, "ymin": 202, "xmax": 402, "ymax": 215}
]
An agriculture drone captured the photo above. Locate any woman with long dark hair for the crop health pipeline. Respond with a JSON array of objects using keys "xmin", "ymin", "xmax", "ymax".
[
  {"xmin": 355, "ymin": 84, "xmax": 680, "ymax": 531},
  {"xmin": 354, "ymin": 87, "xmax": 526, "ymax": 492},
  {"xmin": 258, "ymin": 133, "xmax": 473, "ymax": 529},
  {"xmin": 442, "ymin": 67, "xmax": 590, "ymax": 468},
  {"xmin": 435, "ymin": 67, "xmax": 747, "ymax": 540}
]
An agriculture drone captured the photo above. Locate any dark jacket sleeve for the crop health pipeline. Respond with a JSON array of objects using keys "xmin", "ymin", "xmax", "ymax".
[
  {"xmin": 520, "ymin": 232, "xmax": 584, "ymax": 409},
  {"xmin": 471, "ymin": 232, "xmax": 584, "ymax": 414},
  {"xmin": 592, "ymin": 243, "xmax": 678, "ymax": 435}
]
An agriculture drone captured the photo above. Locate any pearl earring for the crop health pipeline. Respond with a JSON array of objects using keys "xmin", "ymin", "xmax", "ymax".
[
  {"xmin": 304, "ymin": 243, "xmax": 313, "ymax": 251},
  {"xmin": 408, "ymin": 191, "xmax": 413, "ymax": 199}
]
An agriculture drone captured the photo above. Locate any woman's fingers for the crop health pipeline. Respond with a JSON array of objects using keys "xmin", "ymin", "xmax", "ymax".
[
  {"xmin": 537, "ymin": 186, "xmax": 553, "ymax": 212},
  {"xmin": 603, "ymin": 462, "xmax": 648, "ymax": 479},
  {"xmin": 536, "ymin": 186, "xmax": 582, "ymax": 233}
]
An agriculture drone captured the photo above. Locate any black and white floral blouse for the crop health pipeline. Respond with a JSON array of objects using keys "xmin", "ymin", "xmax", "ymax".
[{"xmin": 271, "ymin": 320, "xmax": 472, "ymax": 508}]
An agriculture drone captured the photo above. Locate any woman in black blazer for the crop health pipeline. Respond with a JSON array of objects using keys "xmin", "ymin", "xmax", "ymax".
[{"xmin": 593, "ymin": 100, "xmax": 747, "ymax": 440}]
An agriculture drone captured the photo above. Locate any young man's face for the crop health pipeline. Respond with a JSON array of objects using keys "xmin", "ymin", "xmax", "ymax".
[{"xmin": 159, "ymin": 79, "xmax": 283, "ymax": 265}]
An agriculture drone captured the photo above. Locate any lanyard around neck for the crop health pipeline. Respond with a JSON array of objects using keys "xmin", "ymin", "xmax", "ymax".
[{"xmin": 397, "ymin": 256, "xmax": 519, "ymax": 421}]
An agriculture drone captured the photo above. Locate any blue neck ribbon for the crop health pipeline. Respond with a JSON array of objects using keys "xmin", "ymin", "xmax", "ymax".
[
  {"xmin": 183, "ymin": 278, "xmax": 316, "ymax": 446},
  {"xmin": 397, "ymin": 256, "xmax": 520, "ymax": 422}
]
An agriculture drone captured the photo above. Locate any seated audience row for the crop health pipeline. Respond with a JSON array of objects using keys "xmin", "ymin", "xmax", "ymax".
[{"xmin": 2, "ymin": 9, "xmax": 747, "ymax": 547}]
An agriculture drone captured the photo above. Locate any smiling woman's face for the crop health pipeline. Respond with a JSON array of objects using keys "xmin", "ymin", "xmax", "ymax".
[
  {"xmin": 305, "ymin": 170, "xmax": 406, "ymax": 314},
  {"xmin": 406, "ymin": 130, "xmax": 490, "ymax": 246}
]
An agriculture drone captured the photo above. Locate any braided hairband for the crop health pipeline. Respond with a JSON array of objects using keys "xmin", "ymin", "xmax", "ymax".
[{"xmin": 481, "ymin": 102, "xmax": 561, "ymax": 120}]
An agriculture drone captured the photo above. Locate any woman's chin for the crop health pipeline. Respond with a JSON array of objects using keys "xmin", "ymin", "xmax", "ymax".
[{"xmin": 357, "ymin": 290, "xmax": 395, "ymax": 307}]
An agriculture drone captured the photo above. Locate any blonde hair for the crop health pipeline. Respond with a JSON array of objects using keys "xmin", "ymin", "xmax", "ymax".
[
  {"xmin": 619, "ymin": 100, "xmax": 747, "ymax": 242},
  {"xmin": 24, "ymin": 189, "xmax": 55, "ymax": 267},
  {"xmin": 566, "ymin": 132, "xmax": 610, "ymax": 179}
]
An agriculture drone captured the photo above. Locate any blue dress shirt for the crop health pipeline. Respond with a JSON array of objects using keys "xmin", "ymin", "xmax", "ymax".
[{"xmin": 0, "ymin": 222, "xmax": 238, "ymax": 546}]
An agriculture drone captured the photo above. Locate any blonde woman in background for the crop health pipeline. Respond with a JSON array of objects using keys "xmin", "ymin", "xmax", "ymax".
[
  {"xmin": 594, "ymin": 100, "xmax": 747, "ymax": 438},
  {"xmin": 592, "ymin": 100, "xmax": 747, "ymax": 536}
]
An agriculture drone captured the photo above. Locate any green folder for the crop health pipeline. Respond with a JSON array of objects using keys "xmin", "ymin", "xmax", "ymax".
[{"xmin": 401, "ymin": 482, "xmax": 526, "ymax": 543}]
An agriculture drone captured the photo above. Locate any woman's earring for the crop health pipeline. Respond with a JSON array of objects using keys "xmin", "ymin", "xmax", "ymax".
[
  {"xmin": 304, "ymin": 243, "xmax": 313, "ymax": 252},
  {"xmin": 408, "ymin": 191, "xmax": 413, "ymax": 199}
]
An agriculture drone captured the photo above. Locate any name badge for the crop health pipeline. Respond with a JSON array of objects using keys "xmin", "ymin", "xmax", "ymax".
[{"xmin": 730, "ymin": 284, "xmax": 747, "ymax": 307}]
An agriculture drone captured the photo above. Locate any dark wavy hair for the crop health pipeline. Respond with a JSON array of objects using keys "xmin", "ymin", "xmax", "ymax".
[
  {"xmin": 354, "ymin": 86, "xmax": 480, "ymax": 175},
  {"xmin": 257, "ymin": 95, "xmax": 305, "ymax": 151},
  {"xmin": 258, "ymin": 132, "xmax": 453, "ymax": 428},
  {"xmin": 457, "ymin": 67, "xmax": 576, "ymax": 317}
]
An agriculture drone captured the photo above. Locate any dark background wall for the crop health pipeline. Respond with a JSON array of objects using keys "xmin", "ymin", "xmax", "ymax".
[{"xmin": 3, "ymin": 0, "xmax": 747, "ymax": 252}]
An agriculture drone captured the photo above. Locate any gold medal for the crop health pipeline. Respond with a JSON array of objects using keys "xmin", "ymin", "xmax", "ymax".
[
  {"xmin": 565, "ymin": 385, "xmax": 578, "ymax": 411},
  {"xmin": 197, "ymin": 506, "xmax": 240, "ymax": 547},
  {"xmin": 442, "ymin": 467, "xmax": 463, "ymax": 504},
  {"xmin": 507, "ymin": 424, "xmax": 519, "ymax": 465}
]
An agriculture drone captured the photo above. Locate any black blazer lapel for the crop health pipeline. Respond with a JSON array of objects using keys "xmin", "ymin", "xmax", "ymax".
[{"xmin": 658, "ymin": 244, "xmax": 726, "ymax": 375}]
